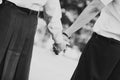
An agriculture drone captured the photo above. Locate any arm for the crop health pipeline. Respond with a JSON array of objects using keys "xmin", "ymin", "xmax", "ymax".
[
  {"xmin": 43, "ymin": 0, "xmax": 64, "ymax": 44},
  {"xmin": 44, "ymin": 0, "xmax": 68, "ymax": 54},
  {"xmin": 64, "ymin": 0, "xmax": 105, "ymax": 37}
]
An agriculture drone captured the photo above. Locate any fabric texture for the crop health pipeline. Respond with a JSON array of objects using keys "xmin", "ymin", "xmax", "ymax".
[
  {"xmin": 100, "ymin": 0, "xmax": 113, "ymax": 6},
  {"xmin": 71, "ymin": 32, "xmax": 120, "ymax": 80},
  {"xmin": 0, "ymin": 2, "xmax": 37, "ymax": 80}
]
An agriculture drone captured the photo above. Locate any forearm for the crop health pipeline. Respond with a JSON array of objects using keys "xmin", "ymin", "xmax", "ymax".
[
  {"xmin": 48, "ymin": 20, "xmax": 64, "ymax": 43},
  {"xmin": 43, "ymin": 0, "xmax": 64, "ymax": 43},
  {"xmin": 64, "ymin": 0, "xmax": 104, "ymax": 37}
]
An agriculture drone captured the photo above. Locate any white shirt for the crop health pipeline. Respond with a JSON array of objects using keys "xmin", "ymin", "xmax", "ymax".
[
  {"xmin": 93, "ymin": 0, "xmax": 120, "ymax": 41},
  {"xmin": 0, "ymin": 0, "xmax": 64, "ymax": 43}
]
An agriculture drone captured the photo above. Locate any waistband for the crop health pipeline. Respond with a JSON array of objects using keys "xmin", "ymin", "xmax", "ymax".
[
  {"xmin": 3, "ymin": 1, "xmax": 40, "ymax": 16},
  {"xmin": 93, "ymin": 32, "xmax": 120, "ymax": 45}
]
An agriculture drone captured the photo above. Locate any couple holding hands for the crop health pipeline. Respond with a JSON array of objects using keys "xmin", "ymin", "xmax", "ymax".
[{"xmin": 0, "ymin": 0, "xmax": 120, "ymax": 80}]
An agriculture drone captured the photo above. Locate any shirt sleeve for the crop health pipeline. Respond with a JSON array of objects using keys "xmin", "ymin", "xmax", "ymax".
[
  {"xmin": 44, "ymin": 0, "xmax": 64, "ymax": 43},
  {"xmin": 0, "ymin": 0, "xmax": 2, "ymax": 4},
  {"xmin": 100, "ymin": 0, "xmax": 113, "ymax": 6}
]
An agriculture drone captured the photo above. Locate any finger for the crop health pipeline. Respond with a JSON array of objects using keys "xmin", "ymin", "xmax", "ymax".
[
  {"xmin": 53, "ymin": 44, "xmax": 60, "ymax": 55},
  {"xmin": 53, "ymin": 46, "xmax": 60, "ymax": 55},
  {"xmin": 63, "ymin": 49, "xmax": 66, "ymax": 53}
]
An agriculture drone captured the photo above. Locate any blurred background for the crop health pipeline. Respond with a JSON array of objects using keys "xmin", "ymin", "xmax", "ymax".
[{"xmin": 29, "ymin": 0, "xmax": 100, "ymax": 80}]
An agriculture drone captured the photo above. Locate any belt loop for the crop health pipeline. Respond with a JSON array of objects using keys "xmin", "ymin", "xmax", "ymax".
[
  {"xmin": 37, "ymin": 11, "xmax": 40, "ymax": 18},
  {"xmin": 2, "ymin": 0, "xmax": 6, "ymax": 4},
  {"xmin": 93, "ymin": 32, "xmax": 98, "ymax": 39},
  {"xmin": 29, "ymin": 10, "xmax": 32, "ymax": 15},
  {"xmin": 37, "ymin": 8, "xmax": 40, "ymax": 18}
]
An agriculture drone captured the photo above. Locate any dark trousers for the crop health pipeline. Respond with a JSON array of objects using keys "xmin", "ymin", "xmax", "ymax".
[
  {"xmin": 71, "ymin": 32, "xmax": 120, "ymax": 80},
  {"xmin": 0, "ymin": 2, "xmax": 37, "ymax": 80}
]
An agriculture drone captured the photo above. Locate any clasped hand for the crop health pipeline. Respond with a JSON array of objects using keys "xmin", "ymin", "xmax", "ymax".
[{"xmin": 53, "ymin": 34, "xmax": 70, "ymax": 55}]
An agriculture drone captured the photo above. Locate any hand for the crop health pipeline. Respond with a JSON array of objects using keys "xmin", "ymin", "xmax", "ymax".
[
  {"xmin": 53, "ymin": 33, "xmax": 70, "ymax": 55},
  {"xmin": 53, "ymin": 41, "xmax": 67, "ymax": 55}
]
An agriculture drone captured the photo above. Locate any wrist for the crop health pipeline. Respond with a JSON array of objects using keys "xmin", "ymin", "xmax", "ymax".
[
  {"xmin": 52, "ymin": 34, "xmax": 64, "ymax": 44},
  {"xmin": 62, "ymin": 32, "xmax": 71, "ymax": 39}
]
